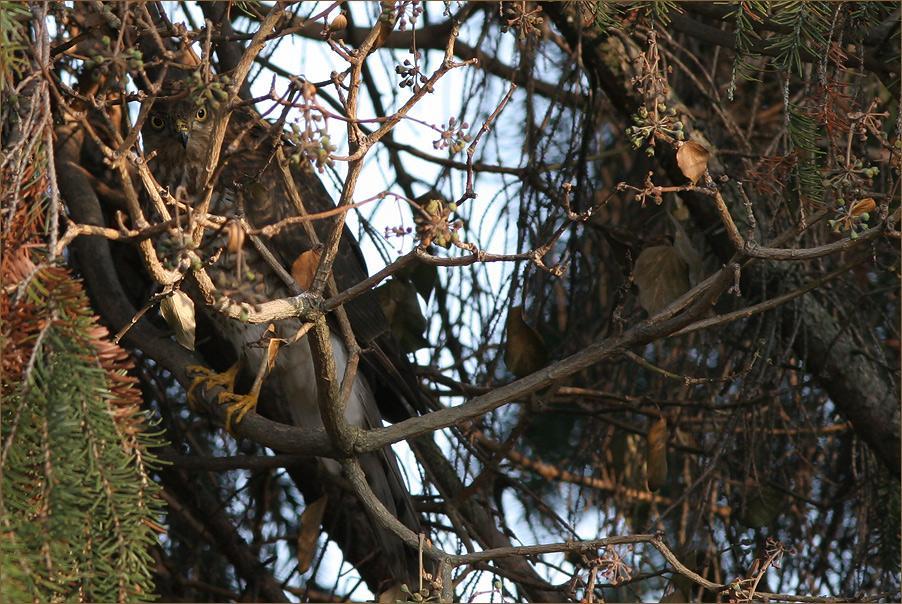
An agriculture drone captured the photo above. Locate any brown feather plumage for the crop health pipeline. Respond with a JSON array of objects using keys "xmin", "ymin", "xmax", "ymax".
[{"xmin": 143, "ymin": 97, "xmax": 424, "ymax": 589}]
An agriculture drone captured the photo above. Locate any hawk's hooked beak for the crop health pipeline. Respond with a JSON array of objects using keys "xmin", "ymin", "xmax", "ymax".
[{"xmin": 175, "ymin": 120, "xmax": 189, "ymax": 148}]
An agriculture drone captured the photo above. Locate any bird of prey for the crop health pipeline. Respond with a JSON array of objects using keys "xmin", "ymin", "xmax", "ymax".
[{"xmin": 141, "ymin": 87, "xmax": 424, "ymax": 591}]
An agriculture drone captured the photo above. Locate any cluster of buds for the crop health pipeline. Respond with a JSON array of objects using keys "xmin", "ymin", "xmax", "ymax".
[
  {"xmin": 828, "ymin": 197, "xmax": 876, "ymax": 239},
  {"xmin": 156, "ymin": 230, "xmax": 202, "ymax": 274},
  {"xmin": 822, "ymin": 160, "xmax": 880, "ymax": 189},
  {"xmin": 624, "ymin": 101, "xmax": 685, "ymax": 157},
  {"xmin": 396, "ymin": 0, "xmax": 423, "ymax": 31},
  {"xmin": 398, "ymin": 570, "xmax": 442, "ymax": 603},
  {"xmin": 288, "ymin": 124, "xmax": 335, "ymax": 173},
  {"xmin": 83, "ymin": 36, "xmax": 145, "ymax": 78},
  {"xmin": 861, "ymin": 165, "xmax": 881, "ymax": 178},
  {"xmin": 395, "ymin": 57, "xmax": 429, "ymax": 92},
  {"xmin": 415, "ymin": 197, "xmax": 462, "ymax": 248},
  {"xmin": 384, "ymin": 224, "xmax": 413, "ymax": 239},
  {"xmin": 433, "ymin": 116, "xmax": 472, "ymax": 154},
  {"xmin": 379, "ymin": 0, "xmax": 397, "ymax": 24},
  {"xmin": 187, "ymin": 71, "xmax": 231, "ymax": 110},
  {"xmin": 821, "ymin": 161, "xmax": 881, "ymax": 225},
  {"xmin": 500, "ymin": 2, "xmax": 545, "ymax": 41}
]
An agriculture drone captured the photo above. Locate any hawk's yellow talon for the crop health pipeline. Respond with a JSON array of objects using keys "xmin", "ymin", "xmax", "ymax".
[
  {"xmin": 186, "ymin": 363, "xmax": 240, "ymax": 410},
  {"xmin": 217, "ymin": 389, "xmax": 260, "ymax": 433},
  {"xmin": 186, "ymin": 361, "xmax": 266, "ymax": 432},
  {"xmin": 184, "ymin": 363, "xmax": 259, "ymax": 432}
]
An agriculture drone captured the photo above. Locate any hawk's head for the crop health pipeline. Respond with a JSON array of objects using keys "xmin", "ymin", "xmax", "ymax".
[{"xmin": 142, "ymin": 99, "xmax": 216, "ymax": 190}]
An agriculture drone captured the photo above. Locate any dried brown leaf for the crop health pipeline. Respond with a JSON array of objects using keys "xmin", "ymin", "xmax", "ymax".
[
  {"xmin": 328, "ymin": 12, "xmax": 347, "ymax": 31},
  {"xmin": 608, "ymin": 432, "xmax": 643, "ymax": 488},
  {"xmin": 376, "ymin": 278, "xmax": 429, "ymax": 352},
  {"xmin": 291, "ymin": 246, "xmax": 322, "ymax": 291},
  {"xmin": 263, "ymin": 324, "xmax": 283, "ymax": 372},
  {"xmin": 850, "ymin": 197, "xmax": 876, "ymax": 217},
  {"xmin": 634, "ymin": 245, "xmax": 690, "ymax": 315},
  {"xmin": 504, "ymin": 306, "xmax": 547, "ymax": 378},
  {"xmin": 160, "ymin": 290, "xmax": 196, "ymax": 350},
  {"xmin": 673, "ymin": 221, "xmax": 704, "ymax": 287},
  {"xmin": 739, "ymin": 484, "xmax": 783, "ymax": 528},
  {"xmin": 646, "ymin": 417, "xmax": 669, "ymax": 491},
  {"xmin": 660, "ymin": 589, "xmax": 689, "ymax": 603},
  {"xmin": 676, "ymin": 141, "xmax": 710, "ymax": 185},
  {"xmin": 396, "ymin": 260, "xmax": 438, "ymax": 302},
  {"xmin": 296, "ymin": 495, "xmax": 328, "ymax": 573},
  {"xmin": 226, "ymin": 221, "xmax": 245, "ymax": 254},
  {"xmin": 672, "ymin": 196, "xmax": 690, "ymax": 222}
]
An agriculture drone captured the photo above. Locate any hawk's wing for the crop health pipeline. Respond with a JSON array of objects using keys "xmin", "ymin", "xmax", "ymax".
[
  {"xmin": 228, "ymin": 110, "xmax": 430, "ymax": 421},
  {"xmin": 212, "ymin": 109, "xmax": 427, "ymax": 586}
]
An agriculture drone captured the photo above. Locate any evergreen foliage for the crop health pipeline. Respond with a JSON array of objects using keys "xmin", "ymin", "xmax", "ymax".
[
  {"xmin": 589, "ymin": 0, "xmax": 621, "ymax": 35},
  {"xmin": 639, "ymin": 0, "xmax": 682, "ymax": 26},
  {"xmin": 1, "ymin": 251, "xmax": 165, "ymax": 604},
  {"xmin": 768, "ymin": 0, "xmax": 832, "ymax": 77},
  {"xmin": 0, "ymin": 6, "xmax": 165, "ymax": 597},
  {"xmin": 787, "ymin": 103, "xmax": 826, "ymax": 204},
  {"xmin": 0, "ymin": 1, "xmax": 30, "ymax": 92},
  {"xmin": 727, "ymin": 1, "xmax": 768, "ymax": 99}
]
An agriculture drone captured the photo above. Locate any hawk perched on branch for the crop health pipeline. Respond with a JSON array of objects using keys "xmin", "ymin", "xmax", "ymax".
[{"xmin": 142, "ymin": 91, "xmax": 424, "ymax": 590}]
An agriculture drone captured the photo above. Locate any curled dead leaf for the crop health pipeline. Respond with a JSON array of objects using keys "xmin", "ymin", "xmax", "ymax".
[
  {"xmin": 676, "ymin": 141, "xmax": 710, "ymax": 185},
  {"xmin": 376, "ymin": 278, "xmax": 429, "ymax": 353},
  {"xmin": 608, "ymin": 432, "xmax": 643, "ymax": 488},
  {"xmin": 263, "ymin": 324, "xmax": 283, "ymax": 372},
  {"xmin": 291, "ymin": 245, "xmax": 323, "ymax": 291},
  {"xmin": 296, "ymin": 496, "xmax": 328, "ymax": 573},
  {"xmin": 660, "ymin": 589, "xmax": 688, "ymax": 603},
  {"xmin": 328, "ymin": 12, "xmax": 347, "ymax": 32},
  {"xmin": 672, "ymin": 220, "xmax": 704, "ymax": 287},
  {"xmin": 646, "ymin": 417, "xmax": 668, "ymax": 491},
  {"xmin": 226, "ymin": 221, "xmax": 245, "ymax": 254},
  {"xmin": 739, "ymin": 484, "xmax": 783, "ymax": 528},
  {"xmin": 504, "ymin": 306, "xmax": 547, "ymax": 378},
  {"xmin": 160, "ymin": 290, "xmax": 196, "ymax": 350},
  {"xmin": 396, "ymin": 260, "xmax": 438, "ymax": 302},
  {"xmin": 672, "ymin": 197, "xmax": 690, "ymax": 221},
  {"xmin": 633, "ymin": 245, "xmax": 690, "ymax": 315},
  {"xmin": 850, "ymin": 197, "xmax": 876, "ymax": 217}
]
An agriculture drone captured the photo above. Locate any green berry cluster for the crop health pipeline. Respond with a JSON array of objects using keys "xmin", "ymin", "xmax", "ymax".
[
  {"xmin": 288, "ymin": 124, "xmax": 336, "ymax": 173},
  {"xmin": 828, "ymin": 197, "xmax": 877, "ymax": 239},
  {"xmin": 416, "ymin": 198, "xmax": 461, "ymax": 248},
  {"xmin": 624, "ymin": 102, "xmax": 685, "ymax": 157},
  {"xmin": 83, "ymin": 36, "xmax": 144, "ymax": 77},
  {"xmin": 186, "ymin": 71, "xmax": 231, "ymax": 110}
]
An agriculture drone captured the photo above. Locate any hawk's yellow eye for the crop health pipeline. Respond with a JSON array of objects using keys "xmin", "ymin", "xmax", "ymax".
[
  {"xmin": 149, "ymin": 114, "xmax": 165, "ymax": 130},
  {"xmin": 195, "ymin": 107, "xmax": 208, "ymax": 121}
]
